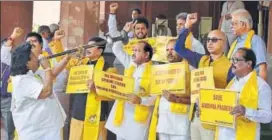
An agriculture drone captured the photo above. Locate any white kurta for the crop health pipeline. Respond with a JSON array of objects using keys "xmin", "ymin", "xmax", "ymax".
[
  {"xmin": 217, "ymin": 72, "xmax": 272, "ymax": 140},
  {"xmin": 156, "ymin": 35, "xmax": 203, "ymax": 137},
  {"xmin": 157, "ymin": 65, "xmax": 194, "ymax": 138},
  {"xmin": 157, "ymin": 97, "xmax": 190, "ymax": 136},
  {"xmin": 11, "ymin": 70, "xmax": 66, "ymax": 140},
  {"xmin": 105, "ymin": 40, "xmax": 155, "ymax": 140}
]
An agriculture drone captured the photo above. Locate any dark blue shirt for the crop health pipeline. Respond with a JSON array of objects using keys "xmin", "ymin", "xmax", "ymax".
[{"xmin": 174, "ymin": 28, "xmax": 234, "ymax": 83}]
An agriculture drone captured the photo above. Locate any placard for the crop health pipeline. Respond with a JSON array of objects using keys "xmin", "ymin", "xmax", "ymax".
[
  {"xmin": 191, "ymin": 67, "xmax": 214, "ymax": 103},
  {"xmin": 94, "ymin": 70, "xmax": 134, "ymax": 101},
  {"xmin": 199, "ymin": 88, "xmax": 238, "ymax": 128},
  {"xmin": 66, "ymin": 65, "xmax": 93, "ymax": 94},
  {"xmin": 150, "ymin": 63, "xmax": 186, "ymax": 95}
]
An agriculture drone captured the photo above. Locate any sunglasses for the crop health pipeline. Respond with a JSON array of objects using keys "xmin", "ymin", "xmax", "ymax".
[
  {"xmin": 206, "ymin": 37, "xmax": 223, "ymax": 43},
  {"xmin": 230, "ymin": 57, "xmax": 245, "ymax": 64}
]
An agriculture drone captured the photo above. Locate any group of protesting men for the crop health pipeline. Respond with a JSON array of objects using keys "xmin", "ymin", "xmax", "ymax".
[{"xmin": 1, "ymin": 1, "xmax": 271, "ymax": 140}]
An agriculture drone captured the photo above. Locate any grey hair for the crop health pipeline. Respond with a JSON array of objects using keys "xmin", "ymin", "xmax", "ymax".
[
  {"xmin": 231, "ymin": 9, "xmax": 253, "ymax": 29},
  {"xmin": 176, "ymin": 12, "xmax": 188, "ymax": 21}
]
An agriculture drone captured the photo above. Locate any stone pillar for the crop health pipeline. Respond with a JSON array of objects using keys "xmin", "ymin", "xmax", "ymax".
[
  {"xmin": 1, "ymin": 1, "xmax": 33, "ymax": 43},
  {"xmin": 267, "ymin": 2, "xmax": 272, "ymax": 55},
  {"xmin": 59, "ymin": 2, "xmax": 100, "ymax": 140},
  {"xmin": 60, "ymin": 1, "xmax": 100, "ymax": 50}
]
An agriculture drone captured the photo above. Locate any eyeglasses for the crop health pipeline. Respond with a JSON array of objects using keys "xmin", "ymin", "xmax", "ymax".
[
  {"xmin": 231, "ymin": 21, "xmax": 245, "ymax": 26},
  {"xmin": 206, "ymin": 37, "xmax": 223, "ymax": 43},
  {"xmin": 230, "ymin": 57, "xmax": 245, "ymax": 64}
]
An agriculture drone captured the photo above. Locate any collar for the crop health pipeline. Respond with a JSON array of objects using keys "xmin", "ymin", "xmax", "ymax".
[
  {"xmin": 234, "ymin": 71, "xmax": 252, "ymax": 83},
  {"xmin": 27, "ymin": 70, "xmax": 35, "ymax": 76},
  {"xmin": 237, "ymin": 32, "xmax": 248, "ymax": 42},
  {"xmin": 131, "ymin": 61, "xmax": 151, "ymax": 68},
  {"xmin": 88, "ymin": 56, "xmax": 102, "ymax": 65},
  {"xmin": 209, "ymin": 53, "xmax": 225, "ymax": 63}
]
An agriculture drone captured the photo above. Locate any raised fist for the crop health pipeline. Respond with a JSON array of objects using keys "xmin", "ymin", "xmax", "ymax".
[
  {"xmin": 10, "ymin": 27, "xmax": 24, "ymax": 39},
  {"xmin": 185, "ymin": 13, "xmax": 198, "ymax": 28},
  {"xmin": 54, "ymin": 29, "xmax": 65, "ymax": 40},
  {"xmin": 110, "ymin": 3, "xmax": 118, "ymax": 14}
]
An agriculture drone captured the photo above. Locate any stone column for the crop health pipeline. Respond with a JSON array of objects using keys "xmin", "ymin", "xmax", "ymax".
[
  {"xmin": 267, "ymin": 2, "xmax": 272, "ymax": 55},
  {"xmin": 59, "ymin": 2, "xmax": 100, "ymax": 140},
  {"xmin": 60, "ymin": 1, "xmax": 100, "ymax": 50}
]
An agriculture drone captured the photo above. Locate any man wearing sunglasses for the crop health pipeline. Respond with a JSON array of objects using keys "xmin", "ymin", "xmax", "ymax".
[
  {"xmin": 174, "ymin": 13, "xmax": 235, "ymax": 140},
  {"xmin": 216, "ymin": 48, "xmax": 271, "ymax": 140},
  {"xmin": 227, "ymin": 9, "xmax": 267, "ymax": 81}
]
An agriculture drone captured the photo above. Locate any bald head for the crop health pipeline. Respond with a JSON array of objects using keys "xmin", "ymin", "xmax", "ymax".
[
  {"xmin": 206, "ymin": 30, "xmax": 226, "ymax": 54},
  {"xmin": 208, "ymin": 30, "xmax": 226, "ymax": 44}
]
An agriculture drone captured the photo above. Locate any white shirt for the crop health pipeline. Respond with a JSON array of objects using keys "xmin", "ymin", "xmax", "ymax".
[
  {"xmin": 11, "ymin": 70, "xmax": 66, "ymax": 140},
  {"xmin": 192, "ymin": 36, "xmax": 205, "ymax": 55},
  {"xmin": 221, "ymin": 1, "xmax": 245, "ymax": 33},
  {"xmin": 157, "ymin": 97, "xmax": 190, "ymax": 136},
  {"xmin": 157, "ymin": 65, "xmax": 194, "ymax": 136},
  {"xmin": 218, "ymin": 72, "xmax": 272, "ymax": 140},
  {"xmin": 105, "ymin": 40, "xmax": 156, "ymax": 140},
  {"xmin": 1, "ymin": 42, "xmax": 12, "ymax": 65}
]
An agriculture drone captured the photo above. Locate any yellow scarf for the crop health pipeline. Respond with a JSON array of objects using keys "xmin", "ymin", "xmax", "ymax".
[
  {"xmin": 189, "ymin": 55, "xmax": 231, "ymax": 130},
  {"xmin": 49, "ymin": 40, "xmax": 65, "ymax": 62},
  {"xmin": 148, "ymin": 60, "xmax": 190, "ymax": 140},
  {"xmin": 148, "ymin": 32, "xmax": 193, "ymax": 139},
  {"xmin": 215, "ymin": 71, "xmax": 258, "ymax": 140},
  {"xmin": 185, "ymin": 32, "xmax": 193, "ymax": 50},
  {"xmin": 114, "ymin": 61, "xmax": 152, "ymax": 126},
  {"xmin": 227, "ymin": 30, "xmax": 254, "ymax": 59},
  {"xmin": 170, "ymin": 60, "xmax": 190, "ymax": 113},
  {"xmin": 82, "ymin": 57, "xmax": 105, "ymax": 140}
]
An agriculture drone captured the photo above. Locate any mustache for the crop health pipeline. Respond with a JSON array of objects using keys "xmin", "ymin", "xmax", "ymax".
[
  {"xmin": 167, "ymin": 54, "xmax": 173, "ymax": 57},
  {"xmin": 231, "ymin": 64, "xmax": 236, "ymax": 69}
]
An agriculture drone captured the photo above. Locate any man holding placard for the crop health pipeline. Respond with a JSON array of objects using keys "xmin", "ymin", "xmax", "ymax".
[
  {"xmin": 67, "ymin": 37, "xmax": 117, "ymax": 140},
  {"xmin": 106, "ymin": 4, "xmax": 155, "ymax": 139},
  {"xmin": 174, "ymin": 13, "xmax": 235, "ymax": 140},
  {"xmin": 148, "ymin": 39, "xmax": 192, "ymax": 140},
  {"xmin": 215, "ymin": 48, "xmax": 272, "ymax": 140}
]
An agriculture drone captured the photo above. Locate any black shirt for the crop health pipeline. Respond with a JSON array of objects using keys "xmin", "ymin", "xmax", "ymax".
[{"xmin": 71, "ymin": 59, "xmax": 110, "ymax": 121}]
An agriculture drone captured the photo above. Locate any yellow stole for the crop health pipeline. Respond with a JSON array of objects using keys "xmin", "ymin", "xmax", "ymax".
[
  {"xmin": 227, "ymin": 30, "xmax": 254, "ymax": 59},
  {"xmin": 170, "ymin": 60, "xmax": 190, "ymax": 113},
  {"xmin": 113, "ymin": 61, "xmax": 152, "ymax": 126},
  {"xmin": 48, "ymin": 40, "xmax": 65, "ymax": 62},
  {"xmin": 148, "ymin": 32, "xmax": 193, "ymax": 140},
  {"xmin": 82, "ymin": 57, "xmax": 105, "ymax": 140},
  {"xmin": 189, "ymin": 55, "xmax": 231, "ymax": 130},
  {"xmin": 185, "ymin": 32, "xmax": 193, "ymax": 50},
  {"xmin": 215, "ymin": 71, "xmax": 258, "ymax": 140},
  {"xmin": 148, "ymin": 60, "xmax": 190, "ymax": 140}
]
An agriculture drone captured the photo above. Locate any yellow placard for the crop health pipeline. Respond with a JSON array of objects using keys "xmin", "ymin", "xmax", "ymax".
[
  {"xmin": 94, "ymin": 70, "xmax": 134, "ymax": 101},
  {"xmin": 190, "ymin": 67, "xmax": 215, "ymax": 103},
  {"xmin": 150, "ymin": 62, "xmax": 186, "ymax": 95},
  {"xmin": 199, "ymin": 88, "xmax": 238, "ymax": 128},
  {"xmin": 66, "ymin": 65, "xmax": 94, "ymax": 94},
  {"xmin": 123, "ymin": 36, "xmax": 176, "ymax": 62}
]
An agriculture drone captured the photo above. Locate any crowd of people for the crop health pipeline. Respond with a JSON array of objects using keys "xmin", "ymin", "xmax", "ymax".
[{"xmin": 1, "ymin": 1, "xmax": 271, "ymax": 140}]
